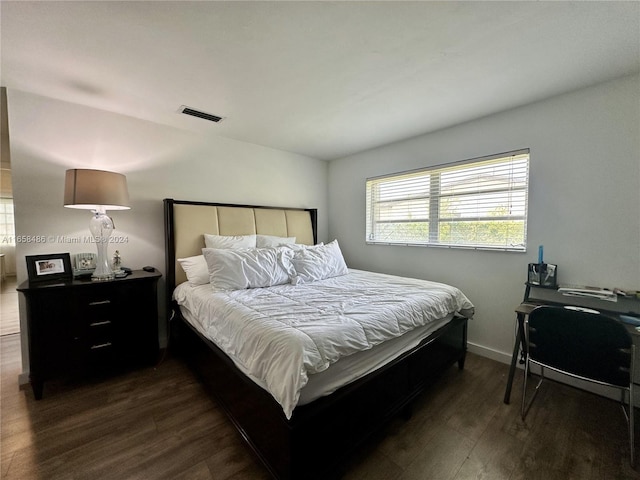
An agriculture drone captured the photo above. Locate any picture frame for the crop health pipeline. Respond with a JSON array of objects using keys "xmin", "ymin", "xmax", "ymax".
[
  {"xmin": 26, "ymin": 253, "xmax": 73, "ymax": 283},
  {"xmin": 527, "ymin": 262, "xmax": 558, "ymax": 287},
  {"xmin": 74, "ymin": 252, "xmax": 97, "ymax": 277}
]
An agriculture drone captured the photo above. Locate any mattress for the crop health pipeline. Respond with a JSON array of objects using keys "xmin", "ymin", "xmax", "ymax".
[{"xmin": 173, "ymin": 269, "xmax": 474, "ymax": 418}]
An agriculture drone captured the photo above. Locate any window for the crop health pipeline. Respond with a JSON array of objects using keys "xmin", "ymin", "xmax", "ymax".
[
  {"xmin": 366, "ymin": 149, "xmax": 529, "ymax": 251},
  {"xmin": 0, "ymin": 198, "xmax": 15, "ymax": 246}
]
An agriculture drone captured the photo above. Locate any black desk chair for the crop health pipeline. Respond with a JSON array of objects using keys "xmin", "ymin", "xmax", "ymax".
[{"xmin": 521, "ymin": 305, "xmax": 636, "ymax": 466}]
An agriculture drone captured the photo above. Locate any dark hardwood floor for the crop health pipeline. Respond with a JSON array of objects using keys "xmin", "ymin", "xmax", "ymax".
[{"xmin": 2, "ymin": 333, "xmax": 639, "ymax": 479}]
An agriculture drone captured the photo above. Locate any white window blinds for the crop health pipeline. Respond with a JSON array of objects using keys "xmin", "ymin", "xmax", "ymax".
[{"xmin": 366, "ymin": 149, "xmax": 529, "ymax": 251}]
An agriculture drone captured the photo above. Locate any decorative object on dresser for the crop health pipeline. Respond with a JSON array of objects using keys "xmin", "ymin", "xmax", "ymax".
[
  {"xmin": 63, "ymin": 168, "xmax": 130, "ymax": 282},
  {"xmin": 17, "ymin": 269, "xmax": 161, "ymax": 400},
  {"xmin": 74, "ymin": 252, "xmax": 97, "ymax": 278},
  {"xmin": 111, "ymin": 249, "xmax": 130, "ymax": 277}
]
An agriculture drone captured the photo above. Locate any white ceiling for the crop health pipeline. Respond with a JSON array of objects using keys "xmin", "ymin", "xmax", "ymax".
[{"xmin": 2, "ymin": 1, "xmax": 639, "ymax": 161}]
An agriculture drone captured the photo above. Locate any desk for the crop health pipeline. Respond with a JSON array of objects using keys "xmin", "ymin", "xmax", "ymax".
[{"xmin": 503, "ymin": 284, "xmax": 640, "ymax": 405}]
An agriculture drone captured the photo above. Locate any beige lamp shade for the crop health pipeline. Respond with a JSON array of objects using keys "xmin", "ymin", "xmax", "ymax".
[{"xmin": 64, "ymin": 169, "xmax": 130, "ymax": 210}]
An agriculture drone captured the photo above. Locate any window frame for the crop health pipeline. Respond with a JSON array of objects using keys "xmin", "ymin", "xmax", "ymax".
[{"xmin": 365, "ymin": 149, "xmax": 529, "ymax": 252}]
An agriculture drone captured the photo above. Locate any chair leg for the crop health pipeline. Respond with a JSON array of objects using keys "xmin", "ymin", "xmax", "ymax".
[
  {"xmin": 521, "ymin": 359, "xmax": 529, "ymax": 419},
  {"xmin": 522, "ymin": 363, "xmax": 544, "ymax": 420},
  {"xmin": 620, "ymin": 386, "xmax": 635, "ymax": 467},
  {"xmin": 630, "ymin": 383, "xmax": 635, "ymax": 467},
  {"xmin": 627, "ymin": 345, "xmax": 635, "ymax": 467}
]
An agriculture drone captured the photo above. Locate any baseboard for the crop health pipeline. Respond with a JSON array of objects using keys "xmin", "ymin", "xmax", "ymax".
[
  {"xmin": 18, "ymin": 372, "xmax": 29, "ymax": 387},
  {"xmin": 467, "ymin": 342, "xmax": 512, "ymax": 365}
]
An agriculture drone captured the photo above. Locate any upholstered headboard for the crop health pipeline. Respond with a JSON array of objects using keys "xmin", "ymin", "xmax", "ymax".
[{"xmin": 163, "ymin": 199, "xmax": 318, "ymax": 289}]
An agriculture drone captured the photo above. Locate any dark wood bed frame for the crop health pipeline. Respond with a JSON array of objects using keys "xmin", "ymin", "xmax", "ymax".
[{"xmin": 164, "ymin": 198, "xmax": 468, "ymax": 480}]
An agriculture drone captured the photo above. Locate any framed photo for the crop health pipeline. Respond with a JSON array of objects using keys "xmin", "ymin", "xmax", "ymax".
[
  {"xmin": 26, "ymin": 253, "xmax": 73, "ymax": 283},
  {"xmin": 527, "ymin": 262, "xmax": 557, "ymax": 287},
  {"xmin": 74, "ymin": 252, "xmax": 97, "ymax": 271}
]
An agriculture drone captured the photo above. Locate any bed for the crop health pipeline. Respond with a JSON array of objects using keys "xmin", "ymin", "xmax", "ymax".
[{"xmin": 163, "ymin": 198, "xmax": 474, "ymax": 480}]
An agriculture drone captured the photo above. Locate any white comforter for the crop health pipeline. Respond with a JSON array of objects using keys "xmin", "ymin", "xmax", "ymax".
[{"xmin": 173, "ymin": 269, "xmax": 474, "ymax": 419}]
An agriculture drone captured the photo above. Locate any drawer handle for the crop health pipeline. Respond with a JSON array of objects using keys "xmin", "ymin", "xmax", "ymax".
[
  {"xmin": 89, "ymin": 320, "xmax": 112, "ymax": 327},
  {"xmin": 89, "ymin": 300, "xmax": 111, "ymax": 306},
  {"xmin": 90, "ymin": 342, "xmax": 112, "ymax": 350}
]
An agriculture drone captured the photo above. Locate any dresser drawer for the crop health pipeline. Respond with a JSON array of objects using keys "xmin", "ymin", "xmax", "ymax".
[
  {"xmin": 79, "ymin": 290, "xmax": 116, "ymax": 319},
  {"xmin": 86, "ymin": 316, "xmax": 114, "ymax": 347}
]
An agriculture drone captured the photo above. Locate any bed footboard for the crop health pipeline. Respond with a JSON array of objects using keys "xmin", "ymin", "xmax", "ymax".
[{"xmin": 171, "ymin": 312, "xmax": 467, "ymax": 480}]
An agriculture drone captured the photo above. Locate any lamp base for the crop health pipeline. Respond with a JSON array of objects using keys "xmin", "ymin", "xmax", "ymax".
[
  {"xmin": 89, "ymin": 209, "xmax": 115, "ymax": 282},
  {"xmin": 91, "ymin": 271, "xmax": 115, "ymax": 282}
]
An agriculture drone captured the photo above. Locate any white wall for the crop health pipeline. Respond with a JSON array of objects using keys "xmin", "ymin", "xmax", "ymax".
[
  {"xmin": 328, "ymin": 74, "xmax": 640, "ymax": 364},
  {"xmin": 9, "ymin": 89, "xmax": 328, "ymax": 376}
]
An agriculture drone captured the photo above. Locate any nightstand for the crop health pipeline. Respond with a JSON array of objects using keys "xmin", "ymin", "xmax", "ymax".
[{"xmin": 17, "ymin": 269, "xmax": 162, "ymax": 399}]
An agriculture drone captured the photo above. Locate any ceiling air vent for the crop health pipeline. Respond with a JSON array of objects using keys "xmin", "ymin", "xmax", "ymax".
[{"xmin": 179, "ymin": 106, "xmax": 224, "ymax": 123}]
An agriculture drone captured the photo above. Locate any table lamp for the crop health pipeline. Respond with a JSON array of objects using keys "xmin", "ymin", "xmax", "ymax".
[{"xmin": 63, "ymin": 169, "xmax": 130, "ymax": 281}]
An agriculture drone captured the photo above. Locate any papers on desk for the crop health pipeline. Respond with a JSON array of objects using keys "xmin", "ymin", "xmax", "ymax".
[{"xmin": 557, "ymin": 285, "xmax": 617, "ymax": 302}]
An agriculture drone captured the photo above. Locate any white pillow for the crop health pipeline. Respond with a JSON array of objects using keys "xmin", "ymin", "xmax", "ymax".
[
  {"xmin": 282, "ymin": 242, "xmax": 323, "ymax": 251},
  {"xmin": 177, "ymin": 255, "xmax": 209, "ymax": 286},
  {"xmin": 290, "ymin": 240, "xmax": 348, "ymax": 285},
  {"xmin": 256, "ymin": 234, "xmax": 296, "ymax": 248},
  {"xmin": 204, "ymin": 234, "xmax": 257, "ymax": 249},
  {"xmin": 203, "ymin": 246, "xmax": 294, "ymax": 291}
]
